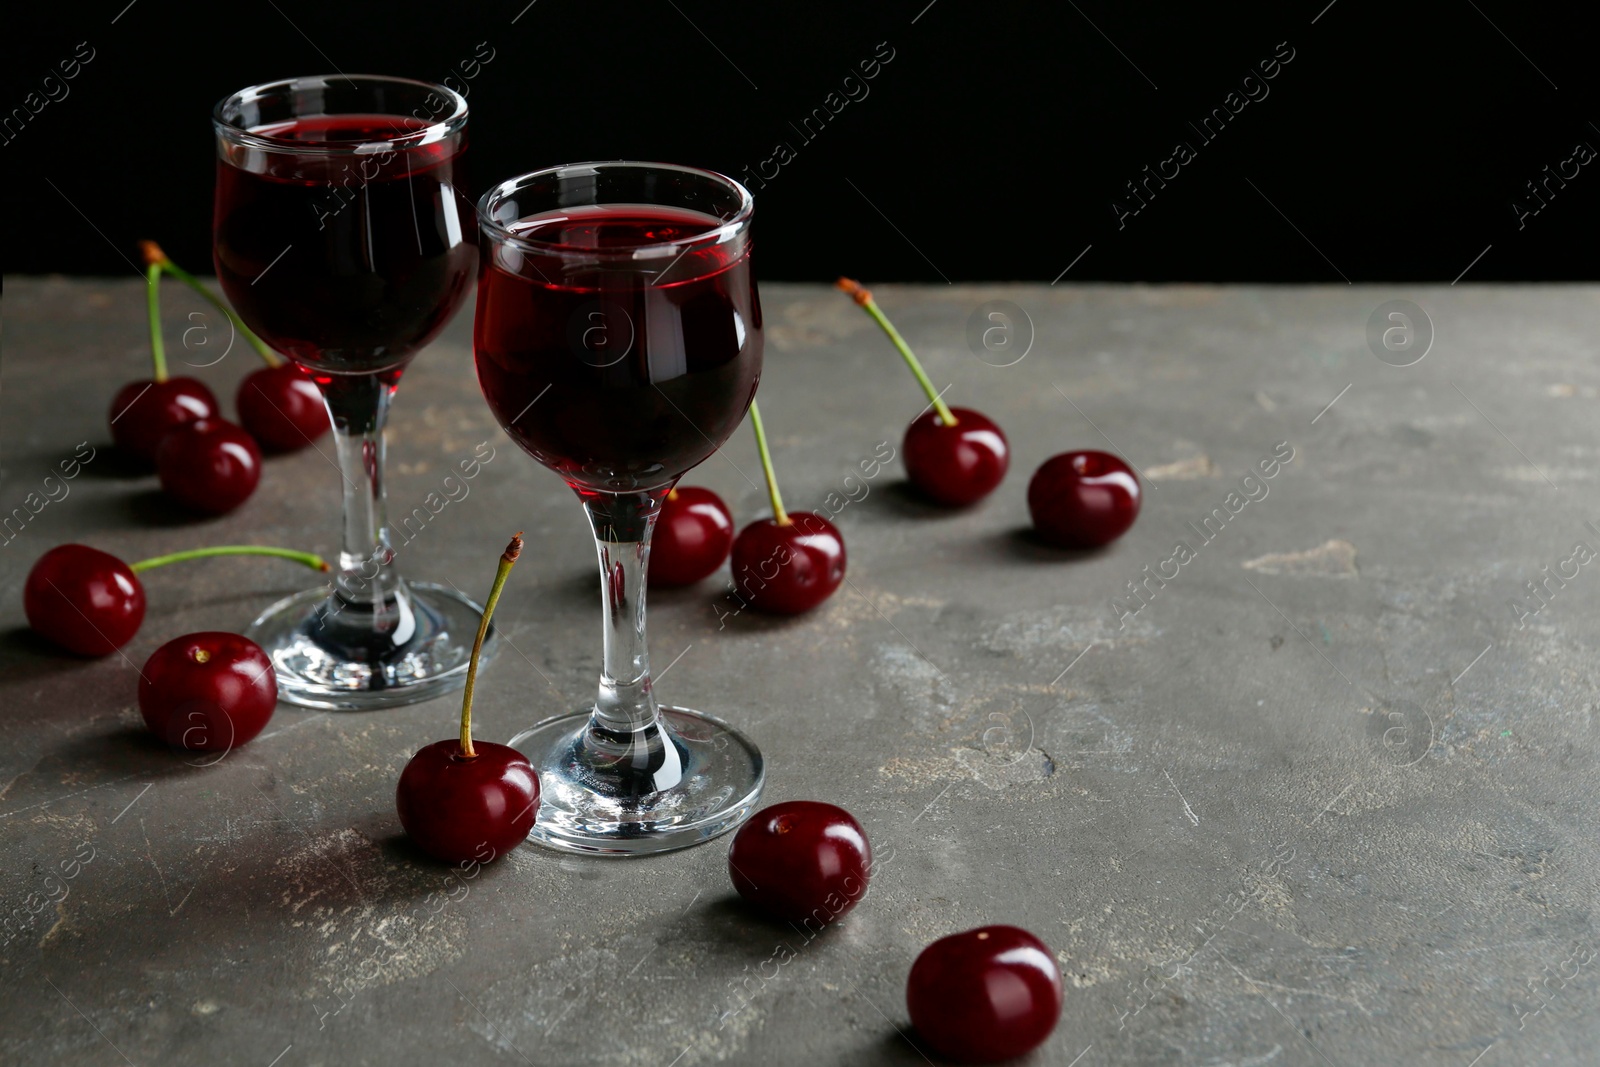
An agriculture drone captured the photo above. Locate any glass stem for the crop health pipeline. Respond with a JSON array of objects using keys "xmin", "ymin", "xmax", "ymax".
[
  {"xmin": 322, "ymin": 374, "xmax": 407, "ymax": 621},
  {"xmin": 582, "ymin": 489, "xmax": 669, "ymax": 734}
]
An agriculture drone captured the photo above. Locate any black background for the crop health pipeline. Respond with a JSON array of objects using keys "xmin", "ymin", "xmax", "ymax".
[{"xmin": 5, "ymin": 0, "xmax": 1596, "ymax": 282}]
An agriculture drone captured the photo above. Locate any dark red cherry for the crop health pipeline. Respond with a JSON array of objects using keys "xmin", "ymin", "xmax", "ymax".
[
  {"xmin": 236, "ymin": 364, "xmax": 330, "ymax": 452},
  {"xmin": 907, "ymin": 925, "xmax": 1063, "ymax": 1063},
  {"xmin": 139, "ymin": 632, "xmax": 276, "ymax": 751},
  {"xmin": 109, "ymin": 377, "xmax": 219, "ymax": 464},
  {"xmin": 651, "ymin": 486, "xmax": 735, "ymax": 587},
  {"xmin": 156, "ymin": 419, "xmax": 262, "ymax": 515},
  {"xmin": 728, "ymin": 800, "xmax": 872, "ymax": 925},
  {"xmin": 1028, "ymin": 450, "xmax": 1141, "ymax": 548},
  {"xmin": 23, "ymin": 544, "xmax": 146, "ymax": 656},
  {"xmin": 396, "ymin": 741, "xmax": 540, "ymax": 864},
  {"xmin": 729, "ymin": 512, "xmax": 846, "ymax": 615},
  {"xmin": 903, "ymin": 407, "xmax": 1010, "ymax": 506}
]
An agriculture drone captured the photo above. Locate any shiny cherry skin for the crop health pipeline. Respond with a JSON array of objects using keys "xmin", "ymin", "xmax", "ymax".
[
  {"xmin": 23, "ymin": 545, "xmax": 146, "ymax": 656},
  {"xmin": 156, "ymin": 419, "xmax": 263, "ymax": 515},
  {"xmin": 138, "ymin": 632, "xmax": 276, "ymax": 751},
  {"xmin": 396, "ymin": 741, "xmax": 540, "ymax": 865},
  {"xmin": 903, "ymin": 407, "xmax": 1010, "ymax": 507},
  {"xmin": 728, "ymin": 801, "xmax": 872, "ymax": 925},
  {"xmin": 650, "ymin": 486, "xmax": 734, "ymax": 587},
  {"xmin": 730, "ymin": 511, "xmax": 846, "ymax": 615},
  {"xmin": 236, "ymin": 364, "xmax": 330, "ymax": 452},
  {"xmin": 109, "ymin": 377, "xmax": 219, "ymax": 464},
  {"xmin": 907, "ymin": 925, "xmax": 1063, "ymax": 1063},
  {"xmin": 1028, "ymin": 450, "xmax": 1141, "ymax": 548}
]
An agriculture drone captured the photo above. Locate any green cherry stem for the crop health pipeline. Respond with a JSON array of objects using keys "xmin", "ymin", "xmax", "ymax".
[
  {"xmin": 460, "ymin": 533, "xmax": 522, "ymax": 758},
  {"xmin": 748, "ymin": 401, "xmax": 790, "ymax": 527},
  {"xmin": 836, "ymin": 277, "xmax": 956, "ymax": 427},
  {"xmin": 145, "ymin": 260, "xmax": 168, "ymax": 383},
  {"xmin": 129, "ymin": 545, "xmax": 331, "ymax": 574},
  {"xmin": 140, "ymin": 241, "xmax": 282, "ymax": 368}
]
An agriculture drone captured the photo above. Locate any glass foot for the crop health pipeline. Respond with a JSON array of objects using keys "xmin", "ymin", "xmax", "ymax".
[
  {"xmin": 508, "ymin": 707, "xmax": 764, "ymax": 856},
  {"xmin": 246, "ymin": 580, "xmax": 495, "ymax": 710}
]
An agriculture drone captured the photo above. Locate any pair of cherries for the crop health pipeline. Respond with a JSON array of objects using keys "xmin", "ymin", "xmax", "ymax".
[
  {"xmin": 651, "ymin": 485, "xmax": 847, "ymax": 616},
  {"xmin": 23, "ymin": 541, "xmax": 334, "ymax": 752},
  {"xmin": 111, "ymin": 243, "xmax": 329, "ymax": 516},
  {"xmin": 650, "ymin": 402, "xmax": 847, "ymax": 616},
  {"xmin": 838, "ymin": 278, "xmax": 1142, "ymax": 549},
  {"xmin": 730, "ymin": 800, "xmax": 1063, "ymax": 1063}
]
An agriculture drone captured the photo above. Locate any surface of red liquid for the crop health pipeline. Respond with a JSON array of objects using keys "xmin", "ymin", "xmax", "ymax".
[
  {"xmin": 213, "ymin": 114, "xmax": 475, "ymax": 375},
  {"xmin": 475, "ymin": 204, "xmax": 762, "ymax": 493}
]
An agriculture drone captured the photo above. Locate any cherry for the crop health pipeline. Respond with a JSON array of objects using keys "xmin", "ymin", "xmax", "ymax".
[
  {"xmin": 156, "ymin": 419, "xmax": 263, "ymax": 515},
  {"xmin": 650, "ymin": 486, "xmax": 734, "ymax": 587},
  {"xmin": 903, "ymin": 407, "xmax": 1010, "ymax": 506},
  {"xmin": 236, "ymin": 364, "xmax": 330, "ymax": 452},
  {"xmin": 23, "ymin": 543, "xmax": 327, "ymax": 657},
  {"xmin": 397, "ymin": 534, "xmax": 539, "ymax": 864},
  {"xmin": 727, "ymin": 800, "xmax": 871, "ymax": 925},
  {"xmin": 139, "ymin": 632, "xmax": 276, "ymax": 751},
  {"xmin": 1028, "ymin": 450, "xmax": 1141, "ymax": 548},
  {"xmin": 906, "ymin": 925, "xmax": 1063, "ymax": 1063},
  {"xmin": 109, "ymin": 378, "xmax": 219, "ymax": 465},
  {"xmin": 24, "ymin": 545, "xmax": 145, "ymax": 657},
  {"xmin": 731, "ymin": 513, "xmax": 845, "ymax": 615},
  {"xmin": 838, "ymin": 278, "xmax": 1009, "ymax": 507}
]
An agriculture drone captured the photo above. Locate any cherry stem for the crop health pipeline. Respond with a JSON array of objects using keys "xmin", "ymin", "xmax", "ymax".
[
  {"xmin": 460, "ymin": 533, "xmax": 522, "ymax": 759},
  {"xmin": 748, "ymin": 401, "xmax": 790, "ymax": 527},
  {"xmin": 129, "ymin": 545, "xmax": 331, "ymax": 574},
  {"xmin": 836, "ymin": 277, "xmax": 956, "ymax": 427},
  {"xmin": 145, "ymin": 263, "xmax": 168, "ymax": 383},
  {"xmin": 140, "ymin": 240, "xmax": 281, "ymax": 368}
]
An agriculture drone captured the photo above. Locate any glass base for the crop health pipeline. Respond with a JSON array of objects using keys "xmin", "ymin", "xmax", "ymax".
[
  {"xmin": 246, "ymin": 580, "xmax": 495, "ymax": 710},
  {"xmin": 508, "ymin": 707, "xmax": 764, "ymax": 856}
]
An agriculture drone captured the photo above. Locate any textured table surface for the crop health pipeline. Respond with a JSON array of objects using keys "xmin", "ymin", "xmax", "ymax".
[{"xmin": 3, "ymin": 278, "xmax": 1598, "ymax": 1067}]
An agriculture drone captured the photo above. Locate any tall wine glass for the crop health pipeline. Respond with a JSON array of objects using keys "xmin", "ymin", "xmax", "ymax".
[
  {"xmin": 475, "ymin": 162, "xmax": 764, "ymax": 854},
  {"xmin": 213, "ymin": 75, "xmax": 493, "ymax": 708}
]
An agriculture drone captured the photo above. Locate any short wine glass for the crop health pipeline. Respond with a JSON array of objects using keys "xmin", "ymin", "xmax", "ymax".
[
  {"xmin": 475, "ymin": 161, "xmax": 764, "ymax": 854},
  {"xmin": 213, "ymin": 74, "xmax": 492, "ymax": 708}
]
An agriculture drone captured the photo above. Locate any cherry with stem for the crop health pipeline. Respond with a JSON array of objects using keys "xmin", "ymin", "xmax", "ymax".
[
  {"xmin": 141, "ymin": 241, "xmax": 330, "ymax": 452},
  {"xmin": 24, "ymin": 543, "xmax": 329, "ymax": 657},
  {"xmin": 729, "ymin": 402, "xmax": 845, "ymax": 615},
  {"xmin": 396, "ymin": 534, "xmax": 540, "ymax": 865},
  {"xmin": 108, "ymin": 248, "xmax": 220, "ymax": 464},
  {"xmin": 837, "ymin": 277, "xmax": 1009, "ymax": 507}
]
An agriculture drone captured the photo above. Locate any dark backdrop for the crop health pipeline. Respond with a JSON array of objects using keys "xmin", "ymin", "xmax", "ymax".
[{"xmin": 5, "ymin": 0, "xmax": 1596, "ymax": 282}]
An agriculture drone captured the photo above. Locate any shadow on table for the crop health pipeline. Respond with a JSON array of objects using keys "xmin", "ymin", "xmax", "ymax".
[
  {"xmin": 0, "ymin": 626, "xmax": 103, "ymax": 685},
  {"xmin": 124, "ymin": 488, "xmax": 220, "ymax": 528},
  {"xmin": 984, "ymin": 527, "xmax": 1114, "ymax": 564},
  {"xmin": 76, "ymin": 444, "xmax": 150, "ymax": 480}
]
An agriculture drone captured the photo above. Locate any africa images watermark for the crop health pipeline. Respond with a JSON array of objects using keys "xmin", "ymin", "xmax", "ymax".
[
  {"xmin": 0, "ymin": 442, "xmax": 97, "ymax": 548},
  {"xmin": 736, "ymin": 40, "xmax": 897, "ymax": 191},
  {"xmin": 2, "ymin": 41, "xmax": 96, "ymax": 147},
  {"xmin": 1109, "ymin": 441, "xmax": 1296, "ymax": 630},
  {"xmin": 1510, "ymin": 136, "xmax": 1594, "ymax": 231},
  {"xmin": 1112, "ymin": 40, "xmax": 1297, "ymax": 230},
  {"xmin": 714, "ymin": 441, "xmax": 895, "ymax": 629},
  {"xmin": 1507, "ymin": 521, "xmax": 1599, "ymax": 629},
  {"xmin": 311, "ymin": 41, "xmax": 496, "ymax": 230}
]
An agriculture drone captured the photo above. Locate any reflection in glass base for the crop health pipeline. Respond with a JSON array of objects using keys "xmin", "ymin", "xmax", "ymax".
[
  {"xmin": 509, "ymin": 707, "xmax": 764, "ymax": 856},
  {"xmin": 246, "ymin": 581, "xmax": 494, "ymax": 710}
]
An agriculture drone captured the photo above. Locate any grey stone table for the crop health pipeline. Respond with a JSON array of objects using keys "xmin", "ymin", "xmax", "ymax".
[{"xmin": 3, "ymin": 278, "xmax": 1598, "ymax": 1067}]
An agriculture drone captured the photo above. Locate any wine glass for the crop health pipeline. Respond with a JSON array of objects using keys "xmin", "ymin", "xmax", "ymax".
[
  {"xmin": 475, "ymin": 162, "xmax": 765, "ymax": 854},
  {"xmin": 213, "ymin": 74, "xmax": 493, "ymax": 708}
]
